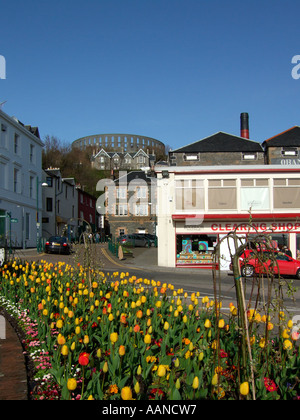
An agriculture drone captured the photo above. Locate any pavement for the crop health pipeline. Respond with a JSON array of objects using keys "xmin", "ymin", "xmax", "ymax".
[{"xmin": 0, "ymin": 313, "xmax": 28, "ymax": 400}]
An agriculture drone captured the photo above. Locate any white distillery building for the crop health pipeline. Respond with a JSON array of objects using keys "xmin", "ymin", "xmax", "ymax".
[
  {"xmin": 0, "ymin": 109, "xmax": 44, "ymax": 248},
  {"xmin": 155, "ymin": 165, "xmax": 300, "ymax": 270}
]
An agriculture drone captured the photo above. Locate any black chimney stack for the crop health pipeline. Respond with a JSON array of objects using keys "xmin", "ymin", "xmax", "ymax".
[{"xmin": 240, "ymin": 112, "xmax": 249, "ymax": 139}]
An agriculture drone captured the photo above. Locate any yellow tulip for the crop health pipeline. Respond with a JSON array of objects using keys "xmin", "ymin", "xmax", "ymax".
[
  {"xmin": 283, "ymin": 339, "xmax": 293, "ymax": 351},
  {"xmin": 282, "ymin": 329, "xmax": 290, "ymax": 339},
  {"xmin": 67, "ymin": 378, "xmax": 77, "ymax": 391},
  {"xmin": 164, "ymin": 321, "xmax": 169, "ymax": 330},
  {"xmin": 56, "ymin": 319, "xmax": 63, "ymax": 329},
  {"xmin": 157, "ymin": 365, "xmax": 167, "ymax": 377},
  {"xmin": 218, "ymin": 319, "xmax": 225, "ymax": 329},
  {"xmin": 103, "ymin": 361, "xmax": 108, "ymax": 373},
  {"xmin": 134, "ymin": 381, "xmax": 140, "ymax": 394},
  {"xmin": 61, "ymin": 345, "xmax": 68, "ymax": 356},
  {"xmin": 204, "ymin": 319, "xmax": 211, "ymax": 329},
  {"xmin": 83, "ymin": 335, "xmax": 89, "ymax": 345},
  {"xmin": 192, "ymin": 376, "xmax": 199, "ymax": 389},
  {"xmin": 119, "ymin": 345, "xmax": 126, "ymax": 356},
  {"xmin": 57, "ymin": 334, "xmax": 66, "ymax": 345},
  {"xmin": 211, "ymin": 374, "xmax": 218, "ymax": 386},
  {"xmin": 144, "ymin": 334, "xmax": 152, "ymax": 344},
  {"xmin": 121, "ymin": 386, "xmax": 132, "ymax": 400},
  {"xmin": 110, "ymin": 332, "xmax": 118, "ymax": 343},
  {"xmin": 240, "ymin": 382, "xmax": 249, "ymax": 396}
]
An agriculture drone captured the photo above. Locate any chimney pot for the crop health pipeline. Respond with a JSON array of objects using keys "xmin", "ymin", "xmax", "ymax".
[{"xmin": 240, "ymin": 112, "xmax": 249, "ymax": 139}]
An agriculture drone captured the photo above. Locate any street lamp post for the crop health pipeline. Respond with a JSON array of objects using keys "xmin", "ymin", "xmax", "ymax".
[{"xmin": 36, "ymin": 177, "xmax": 48, "ymax": 252}]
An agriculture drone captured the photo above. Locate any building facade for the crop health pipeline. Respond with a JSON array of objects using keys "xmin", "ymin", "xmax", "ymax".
[
  {"xmin": 169, "ymin": 132, "xmax": 265, "ymax": 166},
  {"xmin": 42, "ymin": 169, "xmax": 78, "ymax": 240},
  {"xmin": 263, "ymin": 126, "xmax": 300, "ymax": 165},
  {"xmin": 73, "ymin": 133, "xmax": 165, "ymax": 157},
  {"xmin": 0, "ymin": 109, "xmax": 43, "ymax": 248},
  {"xmin": 104, "ymin": 171, "xmax": 157, "ymax": 239},
  {"xmin": 77, "ymin": 187, "xmax": 96, "ymax": 235},
  {"xmin": 92, "ymin": 148, "xmax": 156, "ymax": 171},
  {"xmin": 155, "ymin": 165, "xmax": 300, "ymax": 269}
]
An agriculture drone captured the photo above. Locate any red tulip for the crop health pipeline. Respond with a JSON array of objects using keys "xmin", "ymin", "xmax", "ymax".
[{"xmin": 78, "ymin": 352, "xmax": 90, "ymax": 366}]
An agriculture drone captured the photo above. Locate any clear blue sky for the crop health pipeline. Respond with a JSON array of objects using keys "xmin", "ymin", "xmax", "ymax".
[{"xmin": 1, "ymin": 0, "xmax": 300, "ymax": 150}]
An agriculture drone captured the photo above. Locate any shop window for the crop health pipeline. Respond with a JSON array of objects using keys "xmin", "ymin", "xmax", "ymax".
[
  {"xmin": 208, "ymin": 179, "xmax": 237, "ymax": 210},
  {"xmin": 240, "ymin": 179, "xmax": 269, "ymax": 210},
  {"xmin": 176, "ymin": 234, "xmax": 217, "ymax": 266},
  {"xmin": 274, "ymin": 179, "xmax": 300, "ymax": 209},
  {"xmin": 175, "ymin": 180, "xmax": 204, "ymax": 212}
]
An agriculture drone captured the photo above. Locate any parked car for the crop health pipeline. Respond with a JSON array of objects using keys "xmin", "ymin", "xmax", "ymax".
[
  {"xmin": 45, "ymin": 236, "xmax": 72, "ymax": 255},
  {"xmin": 233, "ymin": 250, "xmax": 300, "ymax": 279},
  {"xmin": 136, "ymin": 233, "xmax": 158, "ymax": 247},
  {"xmin": 117, "ymin": 234, "xmax": 149, "ymax": 247}
]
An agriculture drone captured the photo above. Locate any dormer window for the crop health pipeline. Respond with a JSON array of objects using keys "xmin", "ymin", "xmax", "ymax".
[
  {"xmin": 242, "ymin": 152, "xmax": 257, "ymax": 161},
  {"xmin": 184, "ymin": 154, "xmax": 199, "ymax": 161},
  {"xmin": 281, "ymin": 147, "xmax": 298, "ymax": 157}
]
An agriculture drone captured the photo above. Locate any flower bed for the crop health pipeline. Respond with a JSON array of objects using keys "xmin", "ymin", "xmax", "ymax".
[{"xmin": 0, "ymin": 259, "xmax": 299, "ymax": 400}]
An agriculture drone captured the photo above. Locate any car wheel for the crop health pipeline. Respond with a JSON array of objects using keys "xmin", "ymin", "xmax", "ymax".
[
  {"xmin": 241, "ymin": 265, "xmax": 254, "ymax": 277},
  {"xmin": 296, "ymin": 269, "xmax": 300, "ymax": 280}
]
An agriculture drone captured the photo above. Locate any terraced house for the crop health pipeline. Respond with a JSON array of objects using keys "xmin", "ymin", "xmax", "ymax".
[{"xmin": 0, "ymin": 109, "xmax": 43, "ymax": 248}]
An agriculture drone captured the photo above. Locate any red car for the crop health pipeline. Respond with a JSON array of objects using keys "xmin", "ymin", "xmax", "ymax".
[{"xmin": 237, "ymin": 250, "xmax": 300, "ymax": 279}]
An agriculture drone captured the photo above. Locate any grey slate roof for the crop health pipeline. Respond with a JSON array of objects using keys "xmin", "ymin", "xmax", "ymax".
[
  {"xmin": 172, "ymin": 132, "xmax": 263, "ymax": 153},
  {"xmin": 262, "ymin": 126, "xmax": 300, "ymax": 148}
]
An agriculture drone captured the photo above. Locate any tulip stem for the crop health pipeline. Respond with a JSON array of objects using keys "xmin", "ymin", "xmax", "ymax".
[{"xmin": 81, "ymin": 366, "xmax": 85, "ymax": 399}]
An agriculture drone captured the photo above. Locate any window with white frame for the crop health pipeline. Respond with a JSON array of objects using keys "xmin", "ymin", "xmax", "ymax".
[
  {"xmin": 116, "ymin": 204, "xmax": 128, "ymax": 216},
  {"xmin": 135, "ymin": 204, "xmax": 148, "ymax": 216},
  {"xmin": 0, "ymin": 124, "xmax": 7, "ymax": 148},
  {"xmin": 117, "ymin": 187, "xmax": 127, "ymax": 199},
  {"xmin": 273, "ymin": 178, "xmax": 300, "ymax": 209},
  {"xmin": 208, "ymin": 179, "xmax": 237, "ymax": 210},
  {"xmin": 29, "ymin": 176, "xmax": 34, "ymax": 198},
  {"xmin": 175, "ymin": 179, "xmax": 205, "ymax": 212},
  {"xmin": 0, "ymin": 161, "xmax": 7, "ymax": 189},
  {"xmin": 136, "ymin": 186, "xmax": 147, "ymax": 199},
  {"xmin": 240, "ymin": 178, "xmax": 270, "ymax": 210},
  {"xmin": 13, "ymin": 168, "xmax": 20, "ymax": 193},
  {"xmin": 30, "ymin": 144, "xmax": 35, "ymax": 163},
  {"xmin": 14, "ymin": 133, "xmax": 20, "ymax": 154}
]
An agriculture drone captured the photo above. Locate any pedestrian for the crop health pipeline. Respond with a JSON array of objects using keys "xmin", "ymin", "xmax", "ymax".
[{"xmin": 283, "ymin": 246, "xmax": 292, "ymax": 258}]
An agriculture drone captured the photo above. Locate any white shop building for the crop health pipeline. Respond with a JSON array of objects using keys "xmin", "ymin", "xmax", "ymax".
[{"xmin": 155, "ymin": 165, "xmax": 300, "ymax": 270}]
